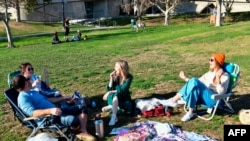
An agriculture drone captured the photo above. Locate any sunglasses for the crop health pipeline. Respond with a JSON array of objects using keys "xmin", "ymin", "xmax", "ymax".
[
  {"xmin": 209, "ymin": 58, "xmax": 214, "ymax": 62},
  {"xmin": 27, "ymin": 67, "xmax": 34, "ymax": 71}
]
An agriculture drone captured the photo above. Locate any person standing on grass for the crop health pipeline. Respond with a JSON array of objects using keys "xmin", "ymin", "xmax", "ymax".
[
  {"xmin": 13, "ymin": 75, "xmax": 96, "ymax": 141},
  {"xmin": 162, "ymin": 53, "xmax": 230, "ymax": 122},
  {"xmin": 64, "ymin": 17, "xmax": 70, "ymax": 42},
  {"xmin": 102, "ymin": 60, "xmax": 133, "ymax": 126}
]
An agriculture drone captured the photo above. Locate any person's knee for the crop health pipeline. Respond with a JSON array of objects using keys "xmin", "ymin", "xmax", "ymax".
[
  {"xmin": 188, "ymin": 78, "xmax": 199, "ymax": 86},
  {"xmin": 60, "ymin": 116, "xmax": 79, "ymax": 127}
]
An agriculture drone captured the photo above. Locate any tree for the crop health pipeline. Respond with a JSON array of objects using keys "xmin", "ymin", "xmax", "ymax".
[
  {"xmin": 120, "ymin": 0, "xmax": 152, "ymax": 21},
  {"xmin": 149, "ymin": 0, "xmax": 179, "ymax": 26},
  {"xmin": 10, "ymin": 0, "xmax": 51, "ymax": 22},
  {"xmin": 215, "ymin": 0, "xmax": 222, "ymax": 26},
  {"xmin": 223, "ymin": 0, "xmax": 234, "ymax": 15},
  {"xmin": 0, "ymin": 0, "xmax": 15, "ymax": 48},
  {"xmin": 134, "ymin": 0, "xmax": 152, "ymax": 21}
]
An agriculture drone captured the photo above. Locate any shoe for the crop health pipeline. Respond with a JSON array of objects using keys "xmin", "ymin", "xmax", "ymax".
[
  {"xmin": 109, "ymin": 114, "xmax": 117, "ymax": 126},
  {"xmin": 163, "ymin": 98, "xmax": 179, "ymax": 107},
  {"xmin": 177, "ymin": 98, "xmax": 186, "ymax": 105},
  {"xmin": 181, "ymin": 112, "xmax": 195, "ymax": 122},
  {"xmin": 76, "ymin": 132, "xmax": 96, "ymax": 141},
  {"xmin": 102, "ymin": 105, "xmax": 112, "ymax": 112}
]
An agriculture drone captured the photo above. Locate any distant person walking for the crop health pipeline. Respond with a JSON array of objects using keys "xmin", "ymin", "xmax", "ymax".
[
  {"xmin": 210, "ymin": 6, "xmax": 217, "ymax": 24},
  {"xmin": 64, "ymin": 18, "xmax": 70, "ymax": 42}
]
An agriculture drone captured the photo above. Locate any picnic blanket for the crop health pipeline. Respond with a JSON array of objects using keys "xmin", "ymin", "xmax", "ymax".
[{"xmin": 113, "ymin": 121, "xmax": 217, "ymax": 141}]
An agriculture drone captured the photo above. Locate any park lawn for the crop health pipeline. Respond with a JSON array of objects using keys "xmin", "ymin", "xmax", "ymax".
[{"xmin": 0, "ymin": 20, "xmax": 250, "ymax": 141}]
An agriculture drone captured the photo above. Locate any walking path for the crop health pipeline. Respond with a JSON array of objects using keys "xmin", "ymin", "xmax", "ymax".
[{"xmin": 0, "ymin": 26, "xmax": 115, "ymax": 41}]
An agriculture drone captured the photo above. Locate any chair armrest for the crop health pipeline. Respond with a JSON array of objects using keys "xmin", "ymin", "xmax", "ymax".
[
  {"xmin": 211, "ymin": 93, "xmax": 232, "ymax": 100},
  {"xmin": 23, "ymin": 115, "xmax": 51, "ymax": 121}
]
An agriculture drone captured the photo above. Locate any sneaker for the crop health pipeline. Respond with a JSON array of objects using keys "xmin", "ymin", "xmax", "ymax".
[
  {"xmin": 163, "ymin": 98, "xmax": 179, "ymax": 107},
  {"xmin": 109, "ymin": 114, "xmax": 117, "ymax": 126},
  {"xmin": 177, "ymin": 98, "xmax": 186, "ymax": 105},
  {"xmin": 76, "ymin": 132, "xmax": 96, "ymax": 141},
  {"xmin": 102, "ymin": 105, "xmax": 112, "ymax": 112},
  {"xmin": 181, "ymin": 112, "xmax": 195, "ymax": 122}
]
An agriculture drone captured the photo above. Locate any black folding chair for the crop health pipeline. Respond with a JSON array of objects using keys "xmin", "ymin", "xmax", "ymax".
[{"xmin": 4, "ymin": 88, "xmax": 75, "ymax": 141}]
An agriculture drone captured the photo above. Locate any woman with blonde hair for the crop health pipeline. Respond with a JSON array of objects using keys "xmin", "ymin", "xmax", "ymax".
[{"xmin": 102, "ymin": 60, "xmax": 133, "ymax": 126}]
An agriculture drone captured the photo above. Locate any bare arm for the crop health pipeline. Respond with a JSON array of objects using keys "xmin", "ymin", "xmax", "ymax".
[
  {"xmin": 179, "ymin": 71, "xmax": 189, "ymax": 81},
  {"xmin": 44, "ymin": 69, "xmax": 50, "ymax": 87},
  {"xmin": 32, "ymin": 108, "xmax": 62, "ymax": 118},
  {"xmin": 47, "ymin": 96, "xmax": 72, "ymax": 104}
]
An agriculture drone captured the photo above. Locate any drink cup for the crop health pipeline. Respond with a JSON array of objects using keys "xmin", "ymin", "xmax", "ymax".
[{"xmin": 95, "ymin": 119, "xmax": 104, "ymax": 138}]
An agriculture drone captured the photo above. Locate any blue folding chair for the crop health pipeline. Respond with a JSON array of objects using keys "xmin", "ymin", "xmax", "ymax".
[
  {"xmin": 4, "ymin": 88, "xmax": 76, "ymax": 140},
  {"xmin": 184, "ymin": 62, "xmax": 240, "ymax": 120}
]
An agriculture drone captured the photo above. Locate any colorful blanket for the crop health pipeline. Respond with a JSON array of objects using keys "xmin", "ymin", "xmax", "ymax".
[{"xmin": 113, "ymin": 121, "xmax": 217, "ymax": 141}]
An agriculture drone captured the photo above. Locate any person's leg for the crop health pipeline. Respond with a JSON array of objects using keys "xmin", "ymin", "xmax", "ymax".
[
  {"xmin": 178, "ymin": 78, "xmax": 215, "ymax": 121},
  {"xmin": 109, "ymin": 96, "xmax": 118, "ymax": 126},
  {"xmin": 102, "ymin": 93, "xmax": 113, "ymax": 112}
]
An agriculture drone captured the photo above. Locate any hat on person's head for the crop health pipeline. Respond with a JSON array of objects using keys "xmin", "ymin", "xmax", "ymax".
[{"xmin": 212, "ymin": 53, "xmax": 225, "ymax": 66}]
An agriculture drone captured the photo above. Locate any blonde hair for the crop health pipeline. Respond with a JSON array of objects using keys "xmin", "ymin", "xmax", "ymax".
[{"xmin": 116, "ymin": 60, "xmax": 129, "ymax": 83}]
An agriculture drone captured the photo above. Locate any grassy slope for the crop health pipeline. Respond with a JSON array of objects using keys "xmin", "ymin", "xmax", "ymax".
[{"xmin": 0, "ymin": 17, "xmax": 250, "ymax": 141}]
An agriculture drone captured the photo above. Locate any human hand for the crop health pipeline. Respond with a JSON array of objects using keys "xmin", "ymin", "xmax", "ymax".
[
  {"xmin": 179, "ymin": 71, "xmax": 186, "ymax": 80},
  {"xmin": 33, "ymin": 79, "xmax": 41, "ymax": 85},
  {"xmin": 216, "ymin": 68, "xmax": 224, "ymax": 80},
  {"xmin": 50, "ymin": 108, "xmax": 62, "ymax": 116},
  {"xmin": 110, "ymin": 71, "xmax": 116, "ymax": 79},
  {"xmin": 44, "ymin": 69, "xmax": 49, "ymax": 78},
  {"xmin": 64, "ymin": 96, "xmax": 74, "ymax": 103}
]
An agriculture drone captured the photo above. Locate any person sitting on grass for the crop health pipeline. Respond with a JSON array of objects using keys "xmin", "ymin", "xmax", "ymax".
[
  {"xmin": 52, "ymin": 31, "xmax": 61, "ymax": 44},
  {"xmin": 71, "ymin": 30, "xmax": 82, "ymax": 41},
  {"xmin": 162, "ymin": 53, "xmax": 230, "ymax": 122},
  {"xmin": 13, "ymin": 75, "xmax": 96, "ymax": 141},
  {"xmin": 102, "ymin": 60, "xmax": 133, "ymax": 126}
]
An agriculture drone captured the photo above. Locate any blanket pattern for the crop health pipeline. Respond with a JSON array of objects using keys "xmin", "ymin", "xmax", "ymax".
[{"xmin": 114, "ymin": 121, "xmax": 217, "ymax": 141}]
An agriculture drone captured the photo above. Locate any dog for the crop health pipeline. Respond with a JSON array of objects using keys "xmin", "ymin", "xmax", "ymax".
[
  {"xmin": 239, "ymin": 109, "xmax": 250, "ymax": 124},
  {"xmin": 132, "ymin": 22, "xmax": 146, "ymax": 32}
]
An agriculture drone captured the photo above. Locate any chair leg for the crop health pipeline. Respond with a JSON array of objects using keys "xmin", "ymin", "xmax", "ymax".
[{"xmin": 220, "ymin": 99, "xmax": 234, "ymax": 113}]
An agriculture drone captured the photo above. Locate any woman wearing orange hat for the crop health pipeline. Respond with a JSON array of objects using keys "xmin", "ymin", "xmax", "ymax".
[{"xmin": 162, "ymin": 53, "xmax": 230, "ymax": 122}]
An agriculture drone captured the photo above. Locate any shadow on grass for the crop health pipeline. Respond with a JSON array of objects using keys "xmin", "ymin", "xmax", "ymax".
[{"xmin": 86, "ymin": 91, "xmax": 178, "ymax": 139}]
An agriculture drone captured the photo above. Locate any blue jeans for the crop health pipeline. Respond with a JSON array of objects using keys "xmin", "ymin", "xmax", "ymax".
[
  {"xmin": 54, "ymin": 105, "xmax": 88, "ymax": 128},
  {"xmin": 178, "ymin": 78, "xmax": 216, "ymax": 109}
]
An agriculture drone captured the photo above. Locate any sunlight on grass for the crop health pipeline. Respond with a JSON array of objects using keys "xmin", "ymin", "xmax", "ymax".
[{"xmin": 0, "ymin": 20, "xmax": 250, "ymax": 141}]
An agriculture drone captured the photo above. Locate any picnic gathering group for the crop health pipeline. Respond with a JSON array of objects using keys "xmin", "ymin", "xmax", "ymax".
[
  {"xmin": 52, "ymin": 17, "xmax": 88, "ymax": 44},
  {"xmin": 12, "ymin": 53, "xmax": 230, "ymax": 141}
]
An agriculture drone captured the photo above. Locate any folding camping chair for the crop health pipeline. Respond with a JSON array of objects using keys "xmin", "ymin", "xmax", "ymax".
[
  {"xmin": 4, "ymin": 88, "xmax": 75, "ymax": 141},
  {"xmin": 7, "ymin": 70, "xmax": 56, "ymax": 98},
  {"xmin": 184, "ymin": 62, "xmax": 240, "ymax": 120},
  {"xmin": 7, "ymin": 70, "xmax": 21, "ymax": 88}
]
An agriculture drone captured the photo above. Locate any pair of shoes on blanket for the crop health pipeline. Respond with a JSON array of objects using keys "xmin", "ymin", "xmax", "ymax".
[
  {"xmin": 181, "ymin": 112, "xmax": 195, "ymax": 122},
  {"xmin": 109, "ymin": 114, "xmax": 117, "ymax": 126}
]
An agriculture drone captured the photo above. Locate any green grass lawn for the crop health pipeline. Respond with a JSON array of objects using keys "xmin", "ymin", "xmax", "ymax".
[{"xmin": 0, "ymin": 19, "xmax": 250, "ymax": 141}]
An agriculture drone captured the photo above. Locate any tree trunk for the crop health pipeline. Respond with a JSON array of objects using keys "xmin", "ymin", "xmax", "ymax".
[
  {"xmin": 15, "ymin": 0, "xmax": 21, "ymax": 22},
  {"xmin": 164, "ymin": 12, "xmax": 169, "ymax": 26},
  {"xmin": 2, "ymin": 20, "xmax": 14, "ymax": 48},
  {"xmin": 3, "ymin": 0, "xmax": 14, "ymax": 48},
  {"xmin": 215, "ymin": 0, "xmax": 222, "ymax": 26}
]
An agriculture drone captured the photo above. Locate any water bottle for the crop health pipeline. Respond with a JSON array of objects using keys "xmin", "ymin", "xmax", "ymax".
[{"xmin": 94, "ymin": 114, "xmax": 104, "ymax": 138}]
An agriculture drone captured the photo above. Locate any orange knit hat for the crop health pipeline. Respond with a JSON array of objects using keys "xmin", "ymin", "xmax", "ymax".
[{"xmin": 213, "ymin": 53, "xmax": 225, "ymax": 66}]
